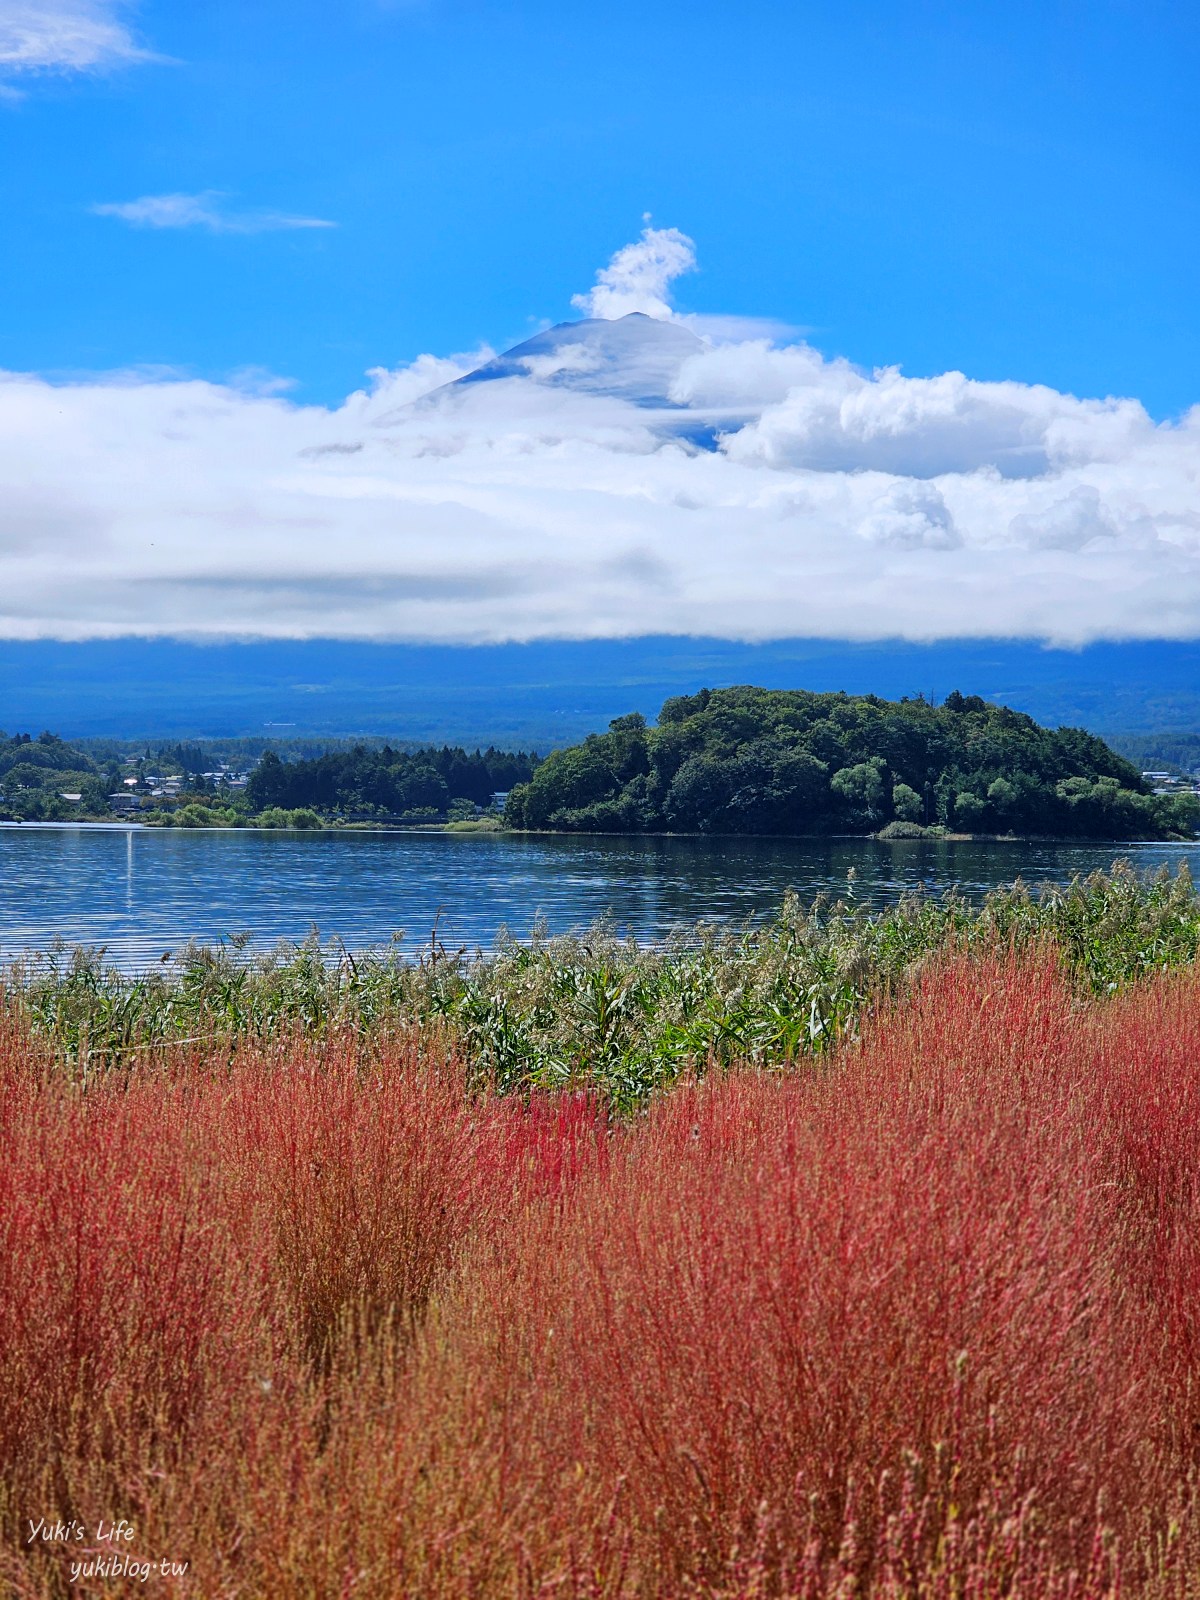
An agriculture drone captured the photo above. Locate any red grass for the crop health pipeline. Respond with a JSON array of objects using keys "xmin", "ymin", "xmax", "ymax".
[{"xmin": 2, "ymin": 961, "xmax": 1200, "ymax": 1595}]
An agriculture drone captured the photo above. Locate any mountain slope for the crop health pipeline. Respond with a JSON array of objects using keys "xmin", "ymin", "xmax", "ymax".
[{"xmin": 453, "ymin": 312, "xmax": 706, "ymax": 406}]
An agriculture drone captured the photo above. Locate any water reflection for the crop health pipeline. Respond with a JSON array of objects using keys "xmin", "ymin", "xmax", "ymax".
[{"xmin": 1, "ymin": 823, "xmax": 1195, "ymax": 973}]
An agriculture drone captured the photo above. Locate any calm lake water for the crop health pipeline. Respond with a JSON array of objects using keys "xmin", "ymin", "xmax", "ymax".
[{"xmin": 3, "ymin": 823, "xmax": 1198, "ymax": 972}]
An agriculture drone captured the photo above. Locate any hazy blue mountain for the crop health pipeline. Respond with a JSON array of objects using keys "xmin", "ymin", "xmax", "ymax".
[{"xmin": 4, "ymin": 636, "xmax": 1200, "ymax": 750}]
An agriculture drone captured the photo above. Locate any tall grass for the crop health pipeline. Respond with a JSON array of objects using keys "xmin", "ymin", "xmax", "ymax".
[
  {"xmin": 386, "ymin": 955, "xmax": 1200, "ymax": 1596},
  {"xmin": 3, "ymin": 948, "xmax": 1200, "ymax": 1593},
  {"xmin": 12, "ymin": 862, "xmax": 1200, "ymax": 1107},
  {"xmin": 0, "ymin": 1020, "xmax": 610, "ymax": 1597}
]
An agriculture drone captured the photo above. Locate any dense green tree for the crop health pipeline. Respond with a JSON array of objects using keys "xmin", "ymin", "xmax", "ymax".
[
  {"xmin": 954, "ymin": 791, "xmax": 987, "ymax": 830},
  {"xmin": 504, "ymin": 686, "xmax": 1189, "ymax": 841},
  {"xmin": 245, "ymin": 742, "xmax": 536, "ymax": 820},
  {"xmin": 664, "ymin": 753, "xmax": 730, "ymax": 832},
  {"xmin": 0, "ymin": 733, "xmax": 94, "ymax": 779},
  {"xmin": 831, "ymin": 759, "xmax": 888, "ymax": 828},
  {"xmin": 892, "ymin": 782, "xmax": 923, "ymax": 823},
  {"xmin": 987, "ymin": 777, "xmax": 1019, "ymax": 821}
]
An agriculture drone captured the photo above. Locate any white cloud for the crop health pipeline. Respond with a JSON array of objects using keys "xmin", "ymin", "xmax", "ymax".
[
  {"xmin": 859, "ymin": 483, "xmax": 961, "ymax": 551},
  {"xmin": 92, "ymin": 191, "xmax": 336, "ymax": 234},
  {"xmin": 0, "ymin": 0, "xmax": 156, "ymax": 74},
  {"xmin": 571, "ymin": 225, "xmax": 696, "ymax": 320},
  {"xmin": 3, "ymin": 228, "xmax": 1200, "ymax": 646},
  {"xmin": 1009, "ymin": 486, "xmax": 1121, "ymax": 553}
]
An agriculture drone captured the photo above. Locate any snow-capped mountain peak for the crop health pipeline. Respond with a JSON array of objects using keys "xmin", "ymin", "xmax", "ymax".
[{"xmin": 453, "ymin": 312, "xmax": 705, "ymax": 407}]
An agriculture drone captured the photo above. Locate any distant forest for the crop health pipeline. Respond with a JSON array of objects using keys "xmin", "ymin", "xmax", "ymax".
[
  {"xmin": 0, "ymin": 731, "xmax": 110, "ymax": 820},
  {"xmin": 0, "ymin": 731, "xmax": 537, "ymax": 824},
  {"xmin": 1108, "ymin": 733, "xmax": 1200, "ymax": 775},
  {"xmin": 504, "ymin": 687, "xmax": 1198, "ymax": 840},
  {"xmin": 246, "ymin": 744, "xmax": 537, "ymax": 818}
]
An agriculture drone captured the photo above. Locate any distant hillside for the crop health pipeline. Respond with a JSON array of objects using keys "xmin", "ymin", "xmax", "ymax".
[
  {"xmin": 9, "ymin": 636, "xmax": 1200, "ymax": 747},
  {"xmin": 505, "ymin": 687, "xmax": 1198, "ymax": 841},
  {"xmin": 1108, "ymin": 733, "xmax": 1200, "ymax": 776}
]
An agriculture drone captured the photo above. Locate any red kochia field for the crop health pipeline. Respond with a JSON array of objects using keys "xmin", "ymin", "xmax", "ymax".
[{"xmin": 2, "ymin": 955, "xmax": 1200, "ymax": 1597}]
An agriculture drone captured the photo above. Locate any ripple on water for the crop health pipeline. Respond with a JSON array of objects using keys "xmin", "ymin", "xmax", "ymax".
[{"xmin": 1, "ymin": 824, "xmax": 1195, "ymax": 974}]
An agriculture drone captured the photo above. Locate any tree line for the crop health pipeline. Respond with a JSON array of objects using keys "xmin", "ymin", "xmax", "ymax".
[
  {"xmin": 0, "ymin": 731, "xmax": 538, "ymax": 824},
  {"xmin": 246, "ymin": 744, "xmax": 538, "ymax": 820},
  {"xmin": 503, "ymin": 687, "xmax": 1199, "ymax": 840},
  {"xmin": 0, "ymin": 732, "xmax": 113, "ymax": 820}
]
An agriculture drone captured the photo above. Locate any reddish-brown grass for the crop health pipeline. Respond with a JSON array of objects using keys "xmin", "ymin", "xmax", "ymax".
[{"xmin": 2, "ymin": 958, "xmax": 1200, "ymax": 1596}]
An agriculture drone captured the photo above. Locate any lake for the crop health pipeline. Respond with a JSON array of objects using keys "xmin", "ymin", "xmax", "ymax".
[{"xmin": 2, "ymin": 823, "xmax": 1198, "ymax": 972}]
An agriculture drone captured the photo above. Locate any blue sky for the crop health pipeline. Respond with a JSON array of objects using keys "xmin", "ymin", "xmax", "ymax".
[
  {"xmin": 3, "ymin": 0, "xmax": 1198, "ymax": 416},
  {"xmin": 2, "ymin": 0, "xmax": 1200, "ymax": 656}
]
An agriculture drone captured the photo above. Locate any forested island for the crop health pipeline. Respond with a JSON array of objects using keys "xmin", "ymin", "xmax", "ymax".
[
  {"xmin": 3, "ymin": 689, "xmax": 1198, "ymax": 838},
  {"xmin": 503, "ymin": 686, "xmax": 1200, "ymax": 840}
]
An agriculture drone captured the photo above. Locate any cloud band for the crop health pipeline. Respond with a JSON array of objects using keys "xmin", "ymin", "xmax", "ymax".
[{"xmin": 2, "ymin": 232, "xmax": 1198, "ymax": 646}]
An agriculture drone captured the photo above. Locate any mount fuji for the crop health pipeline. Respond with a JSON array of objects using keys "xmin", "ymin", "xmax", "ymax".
[
  {"xmin": 418, "ymin": 312, "xmax": 745, "ymax": 447},
  {"xmin": 454, "ymin": 312, "xmax": 705, "ymax": 405}
]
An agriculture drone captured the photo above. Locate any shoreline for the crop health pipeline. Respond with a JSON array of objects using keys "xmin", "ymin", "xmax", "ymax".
[{"xmin": 0, "ymin": 818, "xmax": 1194, "ymax": 847}]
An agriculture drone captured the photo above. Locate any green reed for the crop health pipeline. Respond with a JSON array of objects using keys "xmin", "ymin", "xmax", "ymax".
[{"xmin": 7, "ymin": 861, "xmax": 1200, "ymax": 1109}]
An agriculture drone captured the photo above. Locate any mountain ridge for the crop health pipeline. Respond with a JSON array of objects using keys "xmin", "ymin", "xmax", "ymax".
[
  {"xmin": 451, "ymin": 312, "xmax": 706, "ymax": 406},
  {"xmin": 6, "ymin": 636, "xmax": 1200, "ymax": 749}
]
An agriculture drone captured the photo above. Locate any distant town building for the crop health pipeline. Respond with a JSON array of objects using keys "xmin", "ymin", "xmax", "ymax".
[{"xmin": 1142, "ymin": 769, "xmax": 1200, "ymax": 796}]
